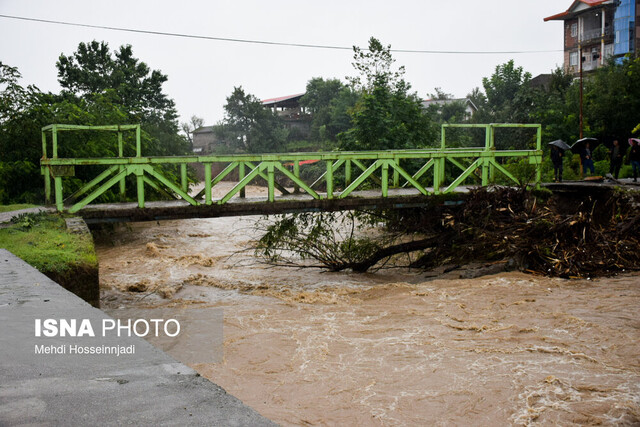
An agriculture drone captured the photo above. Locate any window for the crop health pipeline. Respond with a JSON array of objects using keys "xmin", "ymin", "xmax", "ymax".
[
  {"xmin": 571, "ymin": 23, "xmax": 578, "ymax": 38},
  {"xmin": 570, "ymin": 51, "xmax": 579, "ymax": 66}
]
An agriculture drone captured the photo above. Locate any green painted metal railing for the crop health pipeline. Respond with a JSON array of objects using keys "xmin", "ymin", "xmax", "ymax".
[{"xmin": 41, "ymin": 123, "xmax": 542, "ymax": 213}]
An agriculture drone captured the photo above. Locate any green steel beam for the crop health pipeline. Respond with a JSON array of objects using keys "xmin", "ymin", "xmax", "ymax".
[
  {"xmin": 194, "ymin": 162, "xmax": 239, "ymax": 200},
  {"xmin": 40, "ymin": 123, "xmax": 544, "ymax": 212},
  {"xmin": 42, "ymin": 124, "xmax": 140, "ymax": 132},
  {"xmin": 489, "ymin": 159, "xmax": 520, "ymax": 185},
  {"xmin": 219, "ymin": 163, "xmax": 266, "ymax": 204},
  {"xmin": 273, "ymin": 163, "xmax": 320, "ymax": 199},
  {"xmin": 326, "ymin": 160, "xmax": 334, "ymax": 199},
  {"xmin": 142, "ymin": 175, "xmax": 175, "ymax": 200},
  {"xmin": 143, "ymin": 165, "xmax": 198, "ymax": 206},
  {"xmin": 267, "ymin": 163, "xmax": 275, "ymax": 202},
  {"xmin": 41, "ymin": 149, "xmax": 544, "ymax": 167},
  {"xmin": 134, "ymin": 166, "xmax": 145, "ymax": 208},
  {"xmin": 381, "ymin": 161, "xmax": 389, "ymax": 197},
  {"xmin": 443, "ymin": 158, "xmax": 483, "ymax": 194},
  {"xmin": 338, "ymin": 160, "xmax": 382, "ymax": 199},
  {"xmin": 180, "ymin": 163, "xmax": 188, "ymax": 193},
  {"xmin": 69, "ymin": 168, "xmax": 129, "ymax": 213},
  {"xmin": 244, "ymin": 161, "xmax": 291, "ymax": 195},
  {"xmin": 65, "ymin": 165, "xmax": 119, "ymax": 203},
  {"xmin": 239, "ymin": 162, "xmax": 246, "ymax": 198},
  {"xmin": 387, "ymin": 160, "xmax": 428, "ymax": 195},
  {"xmin": 404, "ymin": 159, "xmax": 434, "ymax": 188},
  {"xmin": 204, "ymin": 164, "xmax": 212, "ymax": 205}
]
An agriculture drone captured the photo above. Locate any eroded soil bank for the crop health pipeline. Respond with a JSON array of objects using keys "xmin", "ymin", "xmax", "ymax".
[{"xmin": 96, "ymin": 184, "xmax": 640, "ymax": 426}]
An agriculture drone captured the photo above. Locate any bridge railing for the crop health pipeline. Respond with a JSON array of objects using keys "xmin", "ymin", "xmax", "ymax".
[{"xmin": 41, "ymin": 123, "xmax": 542, "ymax": 213}]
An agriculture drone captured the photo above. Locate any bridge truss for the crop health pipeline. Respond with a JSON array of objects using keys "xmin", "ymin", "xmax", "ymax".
[{"xmin": 40, "ymin": 123, "xmax": 542, "ymax": 213}]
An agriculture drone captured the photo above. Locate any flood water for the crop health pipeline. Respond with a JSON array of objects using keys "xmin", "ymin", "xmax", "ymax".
[{"xmin": 96, "ymin": 183, "xmax": 640, "ymax": 426}]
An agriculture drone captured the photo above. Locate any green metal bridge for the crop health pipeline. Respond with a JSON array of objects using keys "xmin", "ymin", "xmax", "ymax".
[{"xmin": 40, "ymin": 123, "xmax": 542, "ymax": 223}]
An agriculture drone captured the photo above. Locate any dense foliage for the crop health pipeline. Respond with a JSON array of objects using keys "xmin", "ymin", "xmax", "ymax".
[
  {"xmin": 214, "ymin": 86, "xmax": 289, "ymax": 153},
  {"xmin": 0, "ymin": 42, "xmax": 190, "ymax": 204},
  {"xmin": 3, "ymin": 35, "xmax": 640, "ymax": 204},
  {"xmin": 339, "ymin": 37, "xmax": 437, "ymax": 151}
]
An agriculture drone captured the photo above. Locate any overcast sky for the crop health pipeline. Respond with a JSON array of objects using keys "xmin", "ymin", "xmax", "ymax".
[{"xmin": 0, "ymin": 0, "xmax": 566, "ymax": 127}]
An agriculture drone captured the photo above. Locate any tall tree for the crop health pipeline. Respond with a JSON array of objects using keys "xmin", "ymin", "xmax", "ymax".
[
  {"xmin": 0, "ymin": 62, "xmax": 131, "ymax": 203},
  {"xmin": 180, "ymin": 115, "xmax": 205, "ymax": 146},
  {"xmin": 215, "ymin": 86, "xmax": 288, "ymax": 153},
  {"xmin": 300, "ymin": 77, "xmax": 356, "ymax": 141},
  {"xmin": 340, "ymin": 37, "xmax": 435, "ymax": 151},
  {"xmin": 56, "ymin": 41, "xmax": 189, "ymax": 157},
  {"xmin": 0, "ymin": 41, "xmax": 191, "ymax": 204},
  {"xmin": 479, "ymin": 60, "xmax": 534, "ymax": 149},
  {"xmin": 347, "ymin": 37, "xmax": 406, "ymax": 92},
  {"xmin": 57, "ymin": 41, "xmax": 177, "ymax": 124},
  {"xmin": 528, "ymin": 67, "xmax": 579, "ymax": 144},
  {"xmin": 0, "ymin": 61, "xmax": 40, "ymax": 124},
  {"xmin": 584, "ymin": 56, "xmax": 640, "ymax": 142},
  {"xmin": 482, "ymin": 60, "xmax": 532, "ymax": 123}
]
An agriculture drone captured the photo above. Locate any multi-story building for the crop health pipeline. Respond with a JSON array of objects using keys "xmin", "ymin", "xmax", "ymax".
[
  {"xmin": 261, "ymin": 93, "xmax": 311, "ymax": 139},
  {"xmin": 545, "ymin": 0, "xmax": 639, "ymax": 74}
]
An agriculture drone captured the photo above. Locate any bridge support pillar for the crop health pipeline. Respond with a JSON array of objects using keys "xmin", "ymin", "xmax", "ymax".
[
  {"xmin": 180, "ymin": 164, "xmax": 188, "ymax": 193},
  {"xmin": 43, "ymin": 167, "xmax": 51, "ymax": 205},
  {"xmin": 481, "ymin": 158, "xmax": 490, "ymax": 186},
  {"xmin": 204, "ymin": 164, "xmax": 212, "ymax": 205},
  {"xmin": 293, "ymin": 161, "xmax": 300, "ymax": 194},
  {"xmin": 345, "ymin": 160, "xmax": 352, "ymax": 187},
  {"xmin": 267, "ymin": 164, "xmax": 275, "ymax": 202},
  {"xmin": 239, "ymin": 163, "xmax": 246, "ymax": 198},
  {"xmin": 326, "ymin": 160, "xmax": 333, "ymax": 199},
  {"xmin": 55, "ymin": 177, "xmax": 63, "ymax": 211},
  {"xmin": 133, "ymin": 167, "xmax": 145, "ymax": 209},
  {"xmin": 433, "ymin": 157, "xmax": 442, "ymax": 194},
  {"xmin": 381, "ymin": 161, "xmax": 389, "ymax": 197},
  {"xmin": 393, "ymin": 160, "xmax": 399, "ymax": 188}
]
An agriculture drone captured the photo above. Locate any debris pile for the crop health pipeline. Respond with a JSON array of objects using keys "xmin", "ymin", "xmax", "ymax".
[
  {"xmin": 255, "ymin": 186, "xmax": 640, "ymax": 278},
  {"xmin": 415, "ymin": 187, "xmax": 640, "ymax": 278}
]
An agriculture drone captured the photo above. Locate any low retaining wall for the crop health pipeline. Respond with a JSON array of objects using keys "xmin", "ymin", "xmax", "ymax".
[{"xmin": 0, "ymin": 249, "xmax": 275, "ymax": 426}]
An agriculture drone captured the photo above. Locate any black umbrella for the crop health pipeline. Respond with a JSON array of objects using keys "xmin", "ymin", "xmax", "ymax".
[
  {"xmin": 548, "ymin": 139, "xmax": 571, "ymax": 152},
  {"xmin": 570, "ymin": 137, "xmax": 599, "ymax": 155}
]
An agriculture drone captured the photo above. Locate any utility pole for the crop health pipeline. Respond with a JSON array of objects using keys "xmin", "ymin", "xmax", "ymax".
[
  {"xmin": 579, "ymin": 45, "xmax": 584, "ymax": 140},
  {"xmin": 579, "ymin": 44, "xmax": 584, "ymax": 178}
]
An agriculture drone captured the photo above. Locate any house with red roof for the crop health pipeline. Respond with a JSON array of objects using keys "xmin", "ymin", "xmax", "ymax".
[
  {"xmin": 261, "ymin": 93, "xmax": 311, "ymax": 139},
  {"xmin": 545, "ymin": 0, "xmax": 639, "ymax": 74}
]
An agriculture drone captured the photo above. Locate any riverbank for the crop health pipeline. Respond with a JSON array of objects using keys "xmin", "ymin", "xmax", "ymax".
[{"xmin": 0, "ymin": 208, "xmax": 99, "ymax": 306}]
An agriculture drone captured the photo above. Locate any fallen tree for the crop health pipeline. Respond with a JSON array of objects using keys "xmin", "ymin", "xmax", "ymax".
[{"xmin": 253, "ymin": 186, "xmax": 640, "ymax": 278}]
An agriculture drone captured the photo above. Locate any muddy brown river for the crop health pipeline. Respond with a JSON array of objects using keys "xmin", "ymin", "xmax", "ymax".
[{"xmin": 96, "ymin": 184, "xmax": 640, "ymax": 426}]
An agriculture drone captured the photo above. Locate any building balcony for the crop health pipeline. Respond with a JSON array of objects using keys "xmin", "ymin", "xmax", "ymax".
[{"xmin": 580, "ymin": 26, "xmax": 612, "ymax": 43}]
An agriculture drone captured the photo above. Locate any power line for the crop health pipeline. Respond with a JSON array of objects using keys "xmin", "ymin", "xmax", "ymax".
[{"xmin": 0, "ymin": 14, "xmax": 562, "ymax": 55}]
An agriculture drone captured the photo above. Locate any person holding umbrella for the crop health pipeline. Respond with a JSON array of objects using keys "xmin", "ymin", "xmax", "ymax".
[
  {"xmin": 608, "ymin": 139, "xmax": 625, "ymax": 179},
  {"xmin": 582, "ymin": 142, "xmax": 595, "ymax": 176},
  {"xmin": 548, "ymin": 139, "xmax": 570, "ymax": 182},
  {"xmin": 630, "ymin": 138, "xmax": 640, "ymax": 182},
  {"xmin": 571, "ymin": 137, "xmax": 598, "ymax": 178}
]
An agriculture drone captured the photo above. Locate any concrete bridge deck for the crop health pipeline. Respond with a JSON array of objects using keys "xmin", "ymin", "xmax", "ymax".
[
  {"xmin": 0, "ymin": 249, "xmax": 275, "ymax": 426},
  {"xmin": 78, "ymin": 187, "xmax": 463, "ymax": 224},
  {"xmin": 74, "ymin": 180, "xmax": 640, "ymax": 224}
]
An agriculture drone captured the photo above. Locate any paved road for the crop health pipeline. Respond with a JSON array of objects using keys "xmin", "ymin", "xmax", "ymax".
[{"xmin": 0, "ymin": 206, "xmax": 54, "ymax": 224}]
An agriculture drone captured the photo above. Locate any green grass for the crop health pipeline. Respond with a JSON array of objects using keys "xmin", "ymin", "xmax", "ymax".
[
  {"xmin": 0, "ymin": 203, "xmax": 38, "ymax": 213},
  {"xmin": 0, "ymin": 211, "xmax": 96, "ymax": 274}
]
